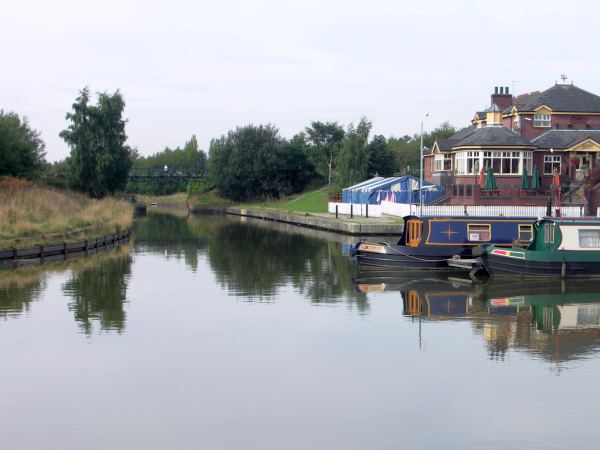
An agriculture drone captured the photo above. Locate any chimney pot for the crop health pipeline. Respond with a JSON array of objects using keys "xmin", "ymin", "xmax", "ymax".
[
  {"xmin": 495, "ymin": 87, "xmax": 499, "ymax": 94},
  {"xmin": 505, "ymin": 86, "xmax": 509, "ymax": 94}
]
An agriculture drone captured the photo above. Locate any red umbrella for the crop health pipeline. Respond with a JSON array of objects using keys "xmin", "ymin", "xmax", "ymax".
[
  {"xmin": 479, "ymin": 167, "xmax": 485, "ymax": 187},
  {"xmin": 552, "ymin": 172, "xmax": 561, "ymax": 187}
]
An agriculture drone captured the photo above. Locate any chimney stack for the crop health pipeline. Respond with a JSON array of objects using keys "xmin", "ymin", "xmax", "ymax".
[{"xmin": 491, "ymin": 86, "xmax": 513, "ymax": 111}]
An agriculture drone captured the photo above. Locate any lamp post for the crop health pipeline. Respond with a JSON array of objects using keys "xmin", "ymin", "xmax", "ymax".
[{"xmin": 419, "ymin": 114, "xmax": 429, "ymax": 215}]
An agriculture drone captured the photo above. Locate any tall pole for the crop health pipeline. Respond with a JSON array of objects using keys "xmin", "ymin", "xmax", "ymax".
[{"xmin": 419, "ymin": 119, "xmax": 424, "ymax": 216}]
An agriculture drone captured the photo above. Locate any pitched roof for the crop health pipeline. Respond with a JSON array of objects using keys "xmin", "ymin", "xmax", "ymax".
[
  {"xmin": 454, "ymin": 126, "xmax": 535, "ymax": 148},
  {"xmin": 428, "ymin": 126, "xmax": 477, "ymax": 154},
  {"xmin": 532, "ymin": 129, "xmax": 600, "ymax": 149},
  {"xmin": 507, "ymin": 84, "xmax": 600, "ymax": 113}
]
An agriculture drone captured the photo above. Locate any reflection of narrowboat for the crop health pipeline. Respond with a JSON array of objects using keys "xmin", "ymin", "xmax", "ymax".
[
  {"xmin": 480, "ymin": 218, "xmax": 600, "ymax": 278},
  {"xmin": 352, "ymin": 215, "xmax": 535, "ymax": 270}
]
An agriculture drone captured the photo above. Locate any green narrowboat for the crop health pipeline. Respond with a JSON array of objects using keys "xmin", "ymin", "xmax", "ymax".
[{"xmin": 479, "ymin": 218, "xmax": 600, "ymax": 278}]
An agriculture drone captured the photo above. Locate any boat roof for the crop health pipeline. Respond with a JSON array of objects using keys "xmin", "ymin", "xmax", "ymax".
[
  {"xmin": 404, "ymin": 215, "xmax": 537, "ymax": 221},
  {"xmin": 541, "ymin": 217, "xmax": 600, "ymax": 225}
]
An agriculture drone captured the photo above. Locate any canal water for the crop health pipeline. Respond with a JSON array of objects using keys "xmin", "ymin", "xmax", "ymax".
[{"xmin": 1, "ymin": 212, "xmax": 599, "ymax": 450}]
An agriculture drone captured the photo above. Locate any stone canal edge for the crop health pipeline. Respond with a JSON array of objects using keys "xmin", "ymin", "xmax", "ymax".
[{"xmin": 190, "ymin": 206, "xmax": 404, "ymax": 236}]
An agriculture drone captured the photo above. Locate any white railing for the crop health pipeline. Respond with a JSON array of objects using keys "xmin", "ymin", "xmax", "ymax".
[
  {"xmin": 380, "ymin": 201, "xmax": 584, "ymax": 217},
  {"xmin": 328, "ymin": 203, "xmax": 382, "ymax": 217},
  {"xmin": 329, "ymin": 202, "xmax": 586, "ymax": 218}
]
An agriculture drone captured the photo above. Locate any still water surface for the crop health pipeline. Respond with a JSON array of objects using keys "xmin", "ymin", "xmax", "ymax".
[{"xmin": 1, "ymin": 213, "xmax": 600, "ymax": 450}]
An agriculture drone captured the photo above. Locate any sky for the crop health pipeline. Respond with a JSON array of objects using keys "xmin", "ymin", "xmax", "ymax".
[{"xmin": 2, "ymin": 0, "xmax": 600, "ymax": 162}]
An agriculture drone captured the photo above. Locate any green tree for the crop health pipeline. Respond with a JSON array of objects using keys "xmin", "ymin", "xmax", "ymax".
[
  {"xmin": 367, "ymin": 134, "xmax": 397, "ymax": 177},
  {"xmin": 337, "ymin": 118, "xmax": 372, "ymax": 187},
  {"xmin": 305, "ymin": 121, "xmax": 345, "ymax": 185},
  {"xmin": 208, "ymin": 124, "xmax": 311, "ymax": 201},
  {"xmin": 389, "ymin": 121, "xmax": 457, "ymax": 176},
  {"xmin": 0, "ymin": 110, "xmax": 46, "ymax": 179},
  {"xmin": 60, "ymin": 87, "xmax": 132, "ymax": 198}
]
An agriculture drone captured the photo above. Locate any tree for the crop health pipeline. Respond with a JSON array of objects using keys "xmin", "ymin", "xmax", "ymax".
[
  {"xmin": 60, "ymin": 88, "xmax": 132, "ymax": 198},
  {"xmin": 389, "ymin": 121, "xmax": 458, "ymax": 176},
  {"xmin": 305, "ymin": 121, "xmax": 345, "ymax": 185},
  {"xmin": 0, "ymin": 110, "xmax": 46, "ymax": 179},
  {"xmin": 208, "ymin": 124, "xmax": 311, "ymax": 201},
  {"xmin": 367, "ymin": 135, "xmax": 397, "ymax": 177},
  {"xmin": 337, "ymin": 118, "xmax": 372, "ymax": 187}
]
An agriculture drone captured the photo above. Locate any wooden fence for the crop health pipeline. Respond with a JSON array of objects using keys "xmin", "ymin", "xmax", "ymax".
[{"xmin": 0, "ymin": 230, "xmax": 130, "ymax": 269}]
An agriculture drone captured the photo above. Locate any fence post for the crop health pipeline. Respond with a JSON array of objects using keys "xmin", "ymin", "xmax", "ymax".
[
  {"xmin": 335, "ymin": 204, "xmax": 338, "ymax": 219},
  {"xmin": 366, "ymin": 203, "xmax": 369, "ymax": 218},
  {"xmin": 350, "ymin": 204, "xmax": 353, "ymax": 218}
]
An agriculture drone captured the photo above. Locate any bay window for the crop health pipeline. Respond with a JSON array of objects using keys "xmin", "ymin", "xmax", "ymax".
[{"xmin": 454, "ymin": 150, "xmax": 532, "ymax": 175}]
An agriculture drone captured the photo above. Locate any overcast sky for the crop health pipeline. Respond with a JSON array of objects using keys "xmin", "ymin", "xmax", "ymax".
[{"xmin": 2, "ymin": 0, "xmax": 599, "ymax": 161}]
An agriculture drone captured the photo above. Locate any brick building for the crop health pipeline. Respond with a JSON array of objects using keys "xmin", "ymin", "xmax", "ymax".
[{"xmin": 424, "ymin": 82, "xmax": 600, "ymax": 210}]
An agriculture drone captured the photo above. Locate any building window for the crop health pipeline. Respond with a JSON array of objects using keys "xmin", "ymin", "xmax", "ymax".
[
  {"xmin": 518, "ymin": 224, "xmax": 533, "ymax": 241},
  {"xmin": 579, "ymin": 229, "xmax": 600, "ymax": 248},
  {"xmin": 467, "ymin": 224, "xmax": 491, "ymax": 241},
  {"xmin": 434, "ymin": 154, "xmax": 452, "ymax": 172},
  {"xmin": 544, "ymin": 155, "xmax": 561, "ymax": 175},
  {"xmin": 512, "ymin": 115, "xmax": 521, "ymax": 131},
  {"xmin": 534, "ymin": 114, "xmax": 551, "ymax": 127},
  {"xmin": 454, "ymin": 151, "xmax": 532, "ymax": 175}
]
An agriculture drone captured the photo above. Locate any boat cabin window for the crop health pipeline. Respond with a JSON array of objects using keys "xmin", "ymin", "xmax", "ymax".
[
  {"xmin": 544, "ymin": 223, "xmax": 555, "ymax": 244},
  {"xmin": 467, "ymin": 224, "xmax": 491, "ymax": 241},
  {"xmin": 518, "ymin": 224, "xmax": 533, "ymax": 241},
  {"xmin": 579, "ymin": 229, "xmax": 600, "ymax": 248}
]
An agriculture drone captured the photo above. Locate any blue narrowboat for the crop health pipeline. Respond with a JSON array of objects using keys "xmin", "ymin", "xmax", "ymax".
[{"xmin": 352, "ymin": 215, "xmax": 536, "ymax": 270}]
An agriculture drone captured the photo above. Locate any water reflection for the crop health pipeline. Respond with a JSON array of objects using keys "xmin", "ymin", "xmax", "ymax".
[
  {"xmin": 355, "ymin": 271, "xmax": 600, "ymax": 365},
  {"xmin": 135, "ymin": 212, "xmax": 367, "ymax": 308},
  {"xmin": 0, "ymin": 244, "xmax": 132, "ymax": 334},
  {"xmin": 63, "ymin": 251, "xmax": 132, "ymax": 334},
  {"xmin": 0, "ymin": 269, "xmax": 47, "ymax": 319}
]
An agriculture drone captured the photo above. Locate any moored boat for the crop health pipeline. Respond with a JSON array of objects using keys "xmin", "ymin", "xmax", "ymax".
[
  {"xmin": 352, "ymin": 215, "xmax": 536, "ymax": 271},
  {"xmin": 479, "ymin": 217, "xmax": 600, "ymax": 278}
]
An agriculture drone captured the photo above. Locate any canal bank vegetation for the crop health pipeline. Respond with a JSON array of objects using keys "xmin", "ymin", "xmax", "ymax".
[{"xmin": 0, "ymin": 178, "xmax": 132, "ymax": 248}]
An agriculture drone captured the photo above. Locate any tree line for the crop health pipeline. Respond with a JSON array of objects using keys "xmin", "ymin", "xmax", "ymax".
[
  {"xmin": 207, "ymin": 119, "xmax": 458, "ymax": 201},
  {"xmin": 0, "ymin": 87, "xmax": 459, "ymax": 201}
]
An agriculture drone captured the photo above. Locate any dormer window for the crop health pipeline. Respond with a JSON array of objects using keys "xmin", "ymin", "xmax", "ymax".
[
  {"xmin": 534, "ymin": 114, "xmax": 551, "ymax": 127},
  {"xmin": 512, "ymin": 115, "xmax": 521, "ymax": 131}
]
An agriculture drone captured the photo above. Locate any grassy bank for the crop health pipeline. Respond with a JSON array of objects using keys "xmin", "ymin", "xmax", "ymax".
[
  {"xmin": 187, "ymin": 187, "xmax": 332, "ymax": 214},
  {"xmin": 0, "ymin": 178, "xmax": 132, "ymax": 248}
]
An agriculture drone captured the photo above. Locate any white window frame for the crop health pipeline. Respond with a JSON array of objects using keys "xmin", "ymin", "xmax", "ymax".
[
  {"xmin": 454, "ymin": 150, "xmax": 532, "ymax": 175},
  {"xmin": 544, "ymin": 155, "xmax": 561, "ymax": 175},
  {"xmin": 434, "ymin": 154, "xmax": 452, "ymax": 172},
  {"xmin": 512, "ymin": 115, "xmax": 521, "ymax": 131},
  {"xmin": 579, "ymin": 229, "xmax": 600, "ymax": 248},
  {"xmin": 534, "ymin": 114, "xmax": 551, "ymax": 128}
]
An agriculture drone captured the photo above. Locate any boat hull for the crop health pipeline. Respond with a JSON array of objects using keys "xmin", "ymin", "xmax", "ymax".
[
  {"xmin": 354, "ymin": 243, "xmax": 467, "ymax": 271},
  {"xmin": 482, "ymin": 250, "xmax": 600, "ymax": 278}
]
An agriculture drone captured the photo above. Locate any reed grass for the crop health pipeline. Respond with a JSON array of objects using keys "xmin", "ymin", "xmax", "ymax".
[{"xmin": 0, "ymin": 178, "xmax": 132, "ymax": 247}]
